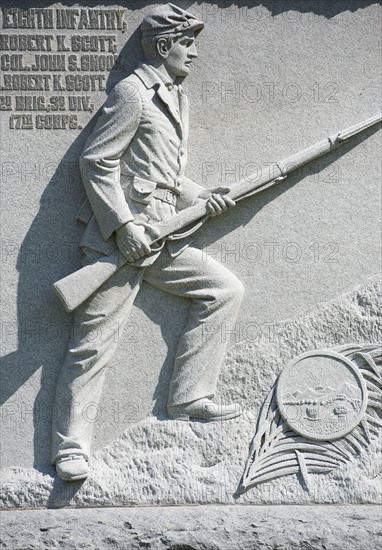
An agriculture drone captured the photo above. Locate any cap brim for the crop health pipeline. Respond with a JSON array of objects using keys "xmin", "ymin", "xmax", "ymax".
[{"xmin": 189, "ymin": 21, "xmax": 204, "ymax": 33}]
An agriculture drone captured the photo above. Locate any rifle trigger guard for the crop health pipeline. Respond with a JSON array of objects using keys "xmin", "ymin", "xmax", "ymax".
[
  {"xmin": 167, "ymin": 215, "xmax": 209, "ymax": 241},
  {"xmin": 149, "ymin": 239, "xmax": 166, "ymax": 252}
]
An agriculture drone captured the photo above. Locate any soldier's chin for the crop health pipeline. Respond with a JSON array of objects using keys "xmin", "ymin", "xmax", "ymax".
[{"xmin": 178, "ymin": 65, "xmax": 191, "ymax": 76}]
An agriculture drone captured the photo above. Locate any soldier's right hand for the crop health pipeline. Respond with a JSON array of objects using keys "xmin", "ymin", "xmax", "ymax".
[{"xmin": 116, "ymin": 221, "xmax": 151, "ymax": 262}]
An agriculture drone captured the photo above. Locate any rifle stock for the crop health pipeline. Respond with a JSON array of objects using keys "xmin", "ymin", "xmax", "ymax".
[{"xmin": 53, "ymin": 113, "xmax": 381, "ymax": 312}]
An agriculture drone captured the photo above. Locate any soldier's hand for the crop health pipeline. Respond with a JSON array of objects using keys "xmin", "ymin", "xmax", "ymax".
[
  {"xmin": 200, "ymin": 186, "xmax": 236, "ymax": 217},
  {"xmin": 116, "ymin": 221, "xmax": 151, "ymax": 262}
]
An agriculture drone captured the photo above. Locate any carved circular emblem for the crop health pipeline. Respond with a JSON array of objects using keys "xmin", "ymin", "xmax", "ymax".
[{"xmin": 276, "ymin": 350, "xmax": 368, "ymax": 441}]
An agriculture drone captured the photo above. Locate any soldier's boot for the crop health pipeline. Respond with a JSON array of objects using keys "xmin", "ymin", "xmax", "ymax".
[
  {"xmin": 168, "ymin": 398, "xmax": 242, "ymax": 422},
  {"xmin": 55, "ymin": 455, "xmax": 89, "ymax": 481}
]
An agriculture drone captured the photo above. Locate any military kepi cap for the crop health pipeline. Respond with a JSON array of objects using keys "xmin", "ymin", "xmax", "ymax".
[{"xmin": 141, "ymin": 3, "xmax": 204, "ymax": 38}]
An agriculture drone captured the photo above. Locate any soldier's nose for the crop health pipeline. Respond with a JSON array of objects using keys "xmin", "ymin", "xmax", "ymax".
[{"xmin": 189, "ymin": 44, "xmax": 198, "ymax": 58}]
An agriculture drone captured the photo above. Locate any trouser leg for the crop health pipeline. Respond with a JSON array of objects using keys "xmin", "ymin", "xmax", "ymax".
[
  {"xmin": 144, "ymin": 246, "xmax": 244, "ymax": 407},
  {"xmin": 51, "ymin": 260, "xmax": 144, "ymax": 464}
]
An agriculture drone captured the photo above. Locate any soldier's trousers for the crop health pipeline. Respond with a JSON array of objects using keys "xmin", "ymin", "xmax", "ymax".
[{"xmin": 51, "ymin": 245, "xmax": 244, "ymax": 463}]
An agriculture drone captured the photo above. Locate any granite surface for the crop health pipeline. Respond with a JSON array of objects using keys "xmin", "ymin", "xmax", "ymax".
[
  {"xmin": 1, "ymin": 278, "xmax": 380, "ymax": 508},
  {"xmin": 1, "ymin": 505, "xmax": 381, "ymax": 549},
  {"xmin": 0, "ymin": 0, "xmax": 381, "ymax": 509}
]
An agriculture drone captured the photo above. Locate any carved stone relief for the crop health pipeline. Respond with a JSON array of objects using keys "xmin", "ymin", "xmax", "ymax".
[
  {"xmin": 240, "ymin": 344, "xmax": 382, "ymax": 493},
  {"xmin": 0, "ymin": 1, "xmax": 381, "ymax": 518}
]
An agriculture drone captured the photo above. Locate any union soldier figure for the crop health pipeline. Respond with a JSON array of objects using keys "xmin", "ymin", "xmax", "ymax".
[{"xmin": 52, "ymin": 3, "xmax": 244, "ymax": 481}]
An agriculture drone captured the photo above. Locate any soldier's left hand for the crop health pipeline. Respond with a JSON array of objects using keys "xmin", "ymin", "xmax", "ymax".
[{"xmin": 202, "ymin": 186, "xmax": 236, "ymax": 217}]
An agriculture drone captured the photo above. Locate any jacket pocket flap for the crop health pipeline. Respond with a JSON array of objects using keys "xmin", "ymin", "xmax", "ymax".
[
  {"xmin": 129, "ymin": 176, "xmax": 156, "ymax": 204},
  {"xmin": 133, "ymin": 176, "xmax": 156, "ymax": 194}
]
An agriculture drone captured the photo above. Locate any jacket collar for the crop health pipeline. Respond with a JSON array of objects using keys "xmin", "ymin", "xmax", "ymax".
[{"xmin": 134, "ymin": 63, "xmax": 182, "ymax": 126}]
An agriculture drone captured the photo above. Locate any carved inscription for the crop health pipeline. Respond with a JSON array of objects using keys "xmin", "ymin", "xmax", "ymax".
[{"xmin": 0, "ymin": 7, "xmax": 128, "ymax": 130}]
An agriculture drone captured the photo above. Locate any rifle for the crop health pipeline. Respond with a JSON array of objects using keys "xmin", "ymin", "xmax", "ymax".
[{"xmin": 53, "ymin": 113, "xmax": 381, "ymax": 312}]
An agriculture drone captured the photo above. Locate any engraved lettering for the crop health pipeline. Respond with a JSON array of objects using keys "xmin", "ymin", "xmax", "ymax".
[
  {"xmin": 0, "ymin": 95, "xmax": 12, "ymax": 110},
  {"xmin": 15, "ymin": 95, "xmax": 46, "ymax": 111},
  {"xmin": 0, "ymin": 74, "xmax": 51, "ymax": 91},
  {"xmin": 14, "ymin": 95, "xmax": 66, "ymax": 112},
  {"xmin": 52, "ymin": 75, "xmax": 65, "ymax": 91},
  {"xmin": 67, "ymin": 55, "xmax": 78, "ymax": 71},
  {"xmin": 52, "ymin": 74, "xmax": 105, "ymax": 92},
  {"xmin": 55, "ymin": 8, "xmax": 125, "ymax": 31},
  {"xmin": 9, "ymin": 113, "xmax": 33, "ymax": 129},
  {"xmin": 31, "ymin": 54, "xmax": 66, "ymax": 71},
  {"xmin": 80, "ymin": 54, "xmax": 118, "ymax": 72},
  {"xmin": 64, "ymin": 74, "xmax": 106, "ymax": 91},
  {"xmin": 35, "ymin": 114, "xmax": 78, "ymax": 129},
  {"xmin": 71, "ymin": 35, "xmax": 117, "ymax": 53},
  {"xmin": 77, "ymin": 9, "xmax": 125, "ymax": 31},
  {"xmin": 1, "ymin": 6, "xmax": 126, "ymax": 131},
  {"xmin": 56, "ymin": 9, "xmax": 79, "ymax": 30},
  {"xmin": 0, "ymin": 34, "xmax": 54, "ymax": 51},
  {"xmin": 56, "ymin": 35, "xmax": 70, "ymax": 52},
  {"xmin": 0, "ymin": 54, "xmax": 29, "ymax": 71},
  {"xmin": 68, "ymin": 96, "xmax": 94, "ymax": 112},
  {"xmin": 2, "ymin": 8, "xmax": 54, "ymax": 29},
  {"xmin": 48, "ymin": 96, "xmax": 66, "ymax": 111}
]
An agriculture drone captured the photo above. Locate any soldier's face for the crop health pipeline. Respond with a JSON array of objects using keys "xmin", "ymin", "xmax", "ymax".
[{"xmin": 163, "ymin": 30, "xmax": 198, "ymax": 79}]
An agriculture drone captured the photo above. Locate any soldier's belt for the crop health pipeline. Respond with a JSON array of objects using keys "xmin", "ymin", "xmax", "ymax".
[{"xmin": 152, "ymin": 187, "xmax": 178, "ymax": 206}]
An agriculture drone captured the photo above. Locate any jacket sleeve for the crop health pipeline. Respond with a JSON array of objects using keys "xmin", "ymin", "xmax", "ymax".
[{"xmin": 80, "ymin": 79, "xmax": 143, "ymax": 240}]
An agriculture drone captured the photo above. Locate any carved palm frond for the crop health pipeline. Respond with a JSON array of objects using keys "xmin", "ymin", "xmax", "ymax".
[{"xmin": 239, "ymin": 344, "xmax": 382, "ymax": 493}]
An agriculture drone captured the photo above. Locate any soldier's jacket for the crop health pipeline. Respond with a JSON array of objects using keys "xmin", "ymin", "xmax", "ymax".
[{"xmin": 78, "ymin": 63, "xmax": 203, "ymax": 264}]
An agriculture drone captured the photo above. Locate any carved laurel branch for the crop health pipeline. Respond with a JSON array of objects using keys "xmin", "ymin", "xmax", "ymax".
[{"xmin": 239, "ymin": 344, "xmax": 382, "ymax": 493}]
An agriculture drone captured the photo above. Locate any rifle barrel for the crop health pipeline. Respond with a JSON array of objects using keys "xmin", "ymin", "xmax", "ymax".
[
  {"xmin": 150, "ymin": 113, "xmax": 382, "ymax": 242},
  {"xmin": 53, "ymin": 113, "xmax": 382, "ymax": 312},
  {"xmin": 229, "ymin": 113, "xmax": 382, "ymax": 203}
]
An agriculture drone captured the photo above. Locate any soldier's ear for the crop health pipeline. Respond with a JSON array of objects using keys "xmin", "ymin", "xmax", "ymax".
[{"xmin": 156, "ymin": 37, "xmax": 170, "ymax": 59}]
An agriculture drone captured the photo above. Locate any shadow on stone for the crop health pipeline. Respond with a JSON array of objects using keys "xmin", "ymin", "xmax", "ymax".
[
  {"xmin": 10, "ymin": 0, "xmax": 378, "ymax": 19},
  {"xmin": 46, "ymin": 474, "xmax": 87, "ymax": 509},
  {"xmin": 0, "ymin": 26, "xmax": 143, "ymax": 469}
]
